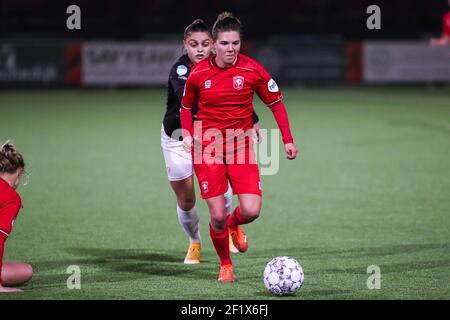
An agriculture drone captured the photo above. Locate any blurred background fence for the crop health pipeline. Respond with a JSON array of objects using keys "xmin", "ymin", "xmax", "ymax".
[{"xmin": 1, "ymin": 0, "xmax": 449, "ymax": 88}]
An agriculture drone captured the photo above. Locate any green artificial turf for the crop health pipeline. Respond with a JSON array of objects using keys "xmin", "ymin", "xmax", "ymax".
[{"xmin": 0, "ymin": 86, "xmax": 449, "ymax": 299}]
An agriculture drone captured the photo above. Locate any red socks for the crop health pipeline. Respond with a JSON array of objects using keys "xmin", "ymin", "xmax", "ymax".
[
  {"xmin": 227, "ymin": 206, "xmax": 249, "ymax": 229},
  {"xmin": 209, "ymin": 225, "xmax": 231, "ymax": 266},
  {"xmin": 210, "ymin": 207, "xmax": 250, "ymax": 266}
]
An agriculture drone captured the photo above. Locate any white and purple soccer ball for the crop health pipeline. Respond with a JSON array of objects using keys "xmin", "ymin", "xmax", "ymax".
[{"xmin": 263, "ymin": 256, "xmax": 304, "ymax": 296}]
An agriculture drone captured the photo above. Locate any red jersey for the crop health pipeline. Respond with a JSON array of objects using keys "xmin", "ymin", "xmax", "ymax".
[
  {"xmin": 182, "ymin": 54, "xmax": 283, "ymax": 134},
  {"xmin": 444, "ymin": 12, "xmax": 450, "ymax": 37},
  {"xmin": 0, "ymin": 178, "xmax": 22, "ymax": 239}
]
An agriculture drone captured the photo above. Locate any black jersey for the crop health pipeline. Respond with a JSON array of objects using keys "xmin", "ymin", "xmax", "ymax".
[
  {"xmin": 163, "ymin": 54, "xmax": 193, "ymax": 138},
  {"xmin": 163, "ymin": 54, "xmax": 260, "ymax": 139}
]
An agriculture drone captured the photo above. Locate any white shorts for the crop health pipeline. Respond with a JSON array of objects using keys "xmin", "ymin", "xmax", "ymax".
[{"xmin": 161, "ymin": 125, "xmax": 193, "ymax": 181}]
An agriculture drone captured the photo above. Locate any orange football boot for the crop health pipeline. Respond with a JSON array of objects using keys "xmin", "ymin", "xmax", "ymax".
[
  {"xmin": 184, "ymin": 243, "xmax": 201, "ymax": 265},
  {"xmin": 218, "ymin": 264, "xmax": 234, "ymax": 283},
  {"xmin": 229, "ymin": 233, "xmax": 239, "ymax": 253},
  {"xmin": 229, "ymin": 225, "xmax": 248, "ymax": 253}
]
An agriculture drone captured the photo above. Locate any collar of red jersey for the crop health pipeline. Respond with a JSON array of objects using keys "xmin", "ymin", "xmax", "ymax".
[
  {"xmin": 210, "ymin": 54, "xmax": 239, "ymax": 69},
  {"xmin": 0, "ymin": 177, "xmax": 8, "ymax": 187}
]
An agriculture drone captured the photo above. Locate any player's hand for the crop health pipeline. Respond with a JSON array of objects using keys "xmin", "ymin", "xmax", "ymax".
[
  {"xmin": 182, "ymin": 136, "xmax": 193, "ymax": 153},
  {"xmin": 0, "ymin": 285, "xmax": 22, "ymax": 293},
  {"xmin": 253, "ymin": 122, "xmax": 263, "ymax": 144},
  {"xmin": 284, "ymin": 143, "xmax": 298, "ymax": 160}
]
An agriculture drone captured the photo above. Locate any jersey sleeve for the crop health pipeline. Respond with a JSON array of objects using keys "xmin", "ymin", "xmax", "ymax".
[
  {"xmin": 181, "ymin": 72, "xmax": 199, "ymax": 110},
  {"xmin": 0, "ymin": 201, "xmax": 17, "ymax": 238},
  {"xmin": 269, "ymin": 101, "xmax": 294, "ymax": 144},
  {"xmin": 254, "ymin": 63, "xmax": 283, "ymax": 106},
  {"xmin": 169, "ymin": 64, "xmax": 189, "ymax": 104},
  {"xmin": 0, "ymin": 235, "xmax": 5, "ymax": 285},
  {"xmin": 180, "ymin": 106, "xmax": 194, "ymax": 137}
]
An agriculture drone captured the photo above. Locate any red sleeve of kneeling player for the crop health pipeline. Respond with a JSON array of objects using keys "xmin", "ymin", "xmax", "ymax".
[
  {"xmin": 269, "ymin": 101, "xmax": 294, "ymax": 144},
  {"xmin": 0, "ymin": 235, "xmax": 5, "ymax": 285}
]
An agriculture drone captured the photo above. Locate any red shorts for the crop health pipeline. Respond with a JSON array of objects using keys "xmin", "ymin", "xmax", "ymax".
[
  {"xmin": 192, "ymin": 131, "xmax": 262, "ymax": 198},
  {"xmin": 194, "ymin": 162, "xmax": 262, "ymax": 199}
]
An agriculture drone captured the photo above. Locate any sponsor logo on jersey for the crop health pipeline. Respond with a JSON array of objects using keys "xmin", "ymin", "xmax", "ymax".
[
  {"xmin": 205, "ymin": 80, "xmax": 211, "ymax": 89},
  {"xmin": 176, "ymin": 65, "xmax": 188, "ymax": 76},
  {"xmin": 201, "ymin": 181, "xmax": 209, "ymax": 193},
  {"xmin": 268, "ymin": 78, "xmax": 279, "ymax": 92},
  {"xmin": 233, "ymin": 76, "xmax": 245, "ymax": 90}
]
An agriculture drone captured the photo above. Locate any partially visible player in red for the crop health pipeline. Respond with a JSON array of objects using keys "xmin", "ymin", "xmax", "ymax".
[
  {"xmin": 431, "ymin": 1, "xmax": 450, "ymax": 46},
  {"xmin": 181, "ymin": 12, "xmax": 298, "ymax": 282},
  {"xmin": 0, "ymin": 140, "xmax": 33, "ymax": 293}
]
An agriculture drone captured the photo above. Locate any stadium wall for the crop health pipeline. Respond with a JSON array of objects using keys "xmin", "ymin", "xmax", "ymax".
[{"xmin": 1, "ymin": 40, "xmax": 450, "ymax": 88}]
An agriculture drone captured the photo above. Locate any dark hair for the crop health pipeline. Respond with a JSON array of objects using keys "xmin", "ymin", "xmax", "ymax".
[
  {"xmin": 212, "ymin": 12, "xmax": 243, "ymax": 40},
  {"xmin": 0, "ymin": 140, "xmax": 25, "ymax": 174},
  {"xmin": 184, "ymin": 19, "xmax": 211, "ymax": 40}
]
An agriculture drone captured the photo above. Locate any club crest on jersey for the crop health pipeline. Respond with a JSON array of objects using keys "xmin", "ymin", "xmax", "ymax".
[
  {"xmin": 233, "ymin": 76, "xmax": 244, "ymax": 90},
  {"xmin": 201, "ymin": 181, "xmax": 209, "ymax": 193},
  {"xmin": 176, "ymin": 65, "xmax": 188, "ymax": 76},
  {"xmin": 205, "ymin": 80, "xmax": 211, "ymax": 89}
]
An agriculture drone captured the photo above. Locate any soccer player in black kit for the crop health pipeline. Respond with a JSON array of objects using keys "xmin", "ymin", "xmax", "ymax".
[{"xmin": 161, "ymin": 19, "xmax": 260, "ymax": 264}]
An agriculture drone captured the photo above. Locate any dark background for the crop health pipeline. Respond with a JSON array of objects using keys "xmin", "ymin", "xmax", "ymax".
[{"xmin": 0, "ymin": 0, "xmax": 448, "ymax": 41}]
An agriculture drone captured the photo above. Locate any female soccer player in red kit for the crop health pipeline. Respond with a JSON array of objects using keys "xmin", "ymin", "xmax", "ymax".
[
  {"xmin": 0, "ymin": 141, "xmax": 33, "ymax": 292},
  {"xmin": 181, "ymin": 12, "xmax": 298, "ymax": 282},
  {"xmin": 162, "ymin": 19, "xmax": 260, "ymax": 264}
]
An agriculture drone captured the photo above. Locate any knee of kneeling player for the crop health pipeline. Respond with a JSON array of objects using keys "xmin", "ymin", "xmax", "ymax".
[
  {"xmin": 1, "ymin": 262, "xmax": 33, "ymax": 286},
  {"xmin": 23, "ymin": 263, "xmax": 33, "ymax": 282}
]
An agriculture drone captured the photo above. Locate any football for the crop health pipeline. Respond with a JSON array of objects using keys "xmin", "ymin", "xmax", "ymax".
[{"xmin": 263, "ymin": 256, "xmax": 304, "ymax": 296}]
